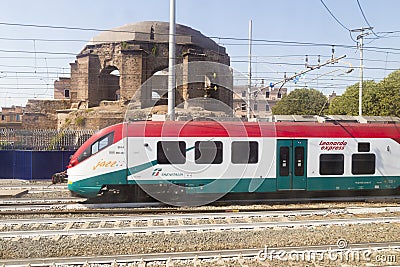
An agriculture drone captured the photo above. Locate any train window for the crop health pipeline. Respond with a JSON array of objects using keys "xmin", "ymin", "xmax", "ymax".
[
  {"xmin": 319, "ymin": 154, "xmax": 344, "ymax": 175},
  {"xmin": 157, "ymin": 141, "xmax": 186, "ymax": 164},
  {"xmin": 77, "ymin": 146, "xmax": 91, "ymax": 162},
  {"xmin": 91, "ymin": 143, "xmax": 99, "ymax": 155},
  {"xmin": 195, "ymin": 141, "xmax": 223, "ymax": 164},
  {"xmin": 91, "ymin": 132, "xmax": 114, "ymax": 156},
  {"xmin": 352, "ymin": 154, "xmax": 375, "ymax": 175},
  {"xmin": 358, "ymin": 142, "xmax": 370, "ymax": 152},
  {"xmin": 77, "ymin": 132, "xmax": 114, "ymax": 162},
  {"xmin": 279, "ymin": 146, "xmax": 290, "ymax": 176},
  {"xmin": 231, "ymin": 141, "xmax": 258, "ymax": 164},
  {"xmin": 294, "ymin": 147, "xmax": 304, "ymax": 176}
]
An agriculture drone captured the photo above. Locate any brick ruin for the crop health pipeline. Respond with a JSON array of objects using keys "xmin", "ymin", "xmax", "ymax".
[
  {"xmin": 69, "ymin": 21, "xmax": 230, "ymax": 109},
  {"xmin": 23, "ymin": 99, "xmax": 71, "ymax": 129},
  {"xmin": 61, "ymin": 21, "xmax": 231, "ymax": 129},
  {"xmin": 3, "ymin": 21, "xmax": 231, "ymax": 130}
]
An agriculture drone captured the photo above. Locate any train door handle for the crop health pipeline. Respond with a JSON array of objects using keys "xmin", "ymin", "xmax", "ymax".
[
  {"xmin": 282, "ymin": 159, "xmax": 287, "ymax": 167},
  {"xmin": 297, "ymin": 159, "xmax": 302, "ymax": 167}
]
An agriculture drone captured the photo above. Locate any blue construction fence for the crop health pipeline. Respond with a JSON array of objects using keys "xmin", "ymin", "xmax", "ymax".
[{"xmin": 0, "ymin": 150, "xmax": 75, "ymax": 180}]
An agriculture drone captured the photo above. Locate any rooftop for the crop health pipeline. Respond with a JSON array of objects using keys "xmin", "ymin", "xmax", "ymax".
[{"xmin": 86, "ymin": 21, "xmax": 225, "ymax": 52}]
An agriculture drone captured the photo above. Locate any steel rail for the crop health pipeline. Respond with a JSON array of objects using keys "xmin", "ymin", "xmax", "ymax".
[
  {"xmin": 2, "ymin": 206, "xmax": 400, "ymax": 227},
  {"xmin": 2, "ymin": 201, "xmax": 400, "ymax": 215},
  {"xmin": 3, "ymin": 194, "xmax": 399, "ymax": 208},
  {"xmin": 1, "ymin": 216, "xmax": 399, "ymax": 239},
  {"xmin": 0, "ymin": 209, "xmax": 333, "ymax": 226},
  {"xmin": 1, "ymin": 241, "xmax": 400, "ymax": 266},
  {"xmin": 0, "ymin": 185, "xmax": 68, "ymax": 195},
  {"xmin": 0, "ymin": 197, "xmax": 86, "ymax": 205},
  {"xmin": 0, "ymin": 185, "xmax": 67, "ymax": 190}
]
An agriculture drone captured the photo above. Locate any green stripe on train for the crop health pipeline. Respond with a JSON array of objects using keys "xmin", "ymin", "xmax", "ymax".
[
  {"xmin": 307, "ymin": 176, "xmax": 400, "ymax": 191},
  {"xmin": 68, "ymin": 168, "xmax": 127, "ymax": 197},
  {"xmin": 68, "ymin": 171, "xmax": 400, "ymax": 198}
]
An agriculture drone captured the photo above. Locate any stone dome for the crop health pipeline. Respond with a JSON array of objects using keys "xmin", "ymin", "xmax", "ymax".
[{"xmin": 87, "ymin": 21, "xmax": 224, "ymax": 52}]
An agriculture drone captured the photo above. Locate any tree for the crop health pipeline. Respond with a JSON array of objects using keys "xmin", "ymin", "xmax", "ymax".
[
  {"xmin": 272, "ymin": 88, "xmax": 328, "ymax": 115},
  {"xmin": 375, "ymin": 70, "xmax": 400, "ymax": 117},
  {"xmin": 328, "ymin": 70, "xmax": 400, "ymax": 117},
  {"xmin": 328, "ymin": 80, "xmax": 376, "ymax": 115}
]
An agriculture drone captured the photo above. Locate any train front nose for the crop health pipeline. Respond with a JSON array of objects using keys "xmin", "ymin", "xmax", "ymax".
[
  {"xmin": 67, "ymin": 179, "xmax": 102, "ymax": 198},
  {"xmin": 67, "ymin": 167, "xmax": 102, "ymax": 199}
]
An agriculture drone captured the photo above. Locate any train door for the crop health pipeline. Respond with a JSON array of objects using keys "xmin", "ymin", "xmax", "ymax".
[{"xmin": 276, "ymin": 140, "xmax": 307, "ymax": 190}]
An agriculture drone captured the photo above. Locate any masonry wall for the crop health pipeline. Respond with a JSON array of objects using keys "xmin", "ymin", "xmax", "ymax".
[
  {"xmin": 54, "ymin": 77, "xmax": 71, "ymax": 99},
  {"xmin": 71, "ymin": 40, "xmax": 231, "ymax": 111},
  {"xmin": 23, "ymin": 99, "xmax": 71, "ymax": 129}
]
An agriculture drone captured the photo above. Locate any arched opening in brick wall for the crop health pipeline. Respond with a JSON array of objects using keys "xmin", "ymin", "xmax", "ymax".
[
  {"xmin": 151, "ymin": 69, "xmax": 168, "ymax": 106},
  {"xmin": 98, "ymin": 66, "xmax": 121, "ymax": 101}
]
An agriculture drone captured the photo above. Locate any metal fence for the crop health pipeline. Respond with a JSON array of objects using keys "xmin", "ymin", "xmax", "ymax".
[{"xmin": 0, "ymin": 129, "xmax": 95, "ymax": 151}]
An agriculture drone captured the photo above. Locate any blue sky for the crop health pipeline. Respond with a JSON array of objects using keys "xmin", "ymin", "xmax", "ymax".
[{"xmin": 1, "ymin": 0, "xmax": 400, "ymax": 107}]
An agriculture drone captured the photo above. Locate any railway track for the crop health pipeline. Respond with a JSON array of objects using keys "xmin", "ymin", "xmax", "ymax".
[
  {"xmin": 1, "ymin": 203, "xmax": 400, "ymax": 266},
  {"xmin": 0, "ymin": 197, "xmax": 87, "ymax": 213},
  {"xmin": 1, "ymin": 241, "xmax": 400, "ymax": 266},
  {"xmin": 0, "ymin": 197, "xmax": 85, "ymax": 205},
  {"xmin": 1, "ymin": 209, "xmax": 400, "ymax": 239},
  {"xmin": 0, "ymin": 184, "xmax": 68, "ymax": 193},
  {"xmin": 0, "ymin": 197, "xmax": 315, "ymax": 214},
  {"xmin": 0, "ymin": 209, "xmax": 334, "ymax": 236},
  {"xmin": 1, "ymin": 193, "xmax": 400, "ymax": 214},
  {"xmin": 1, "ymin": 195, "xmax": 400, "ymax": 215}
]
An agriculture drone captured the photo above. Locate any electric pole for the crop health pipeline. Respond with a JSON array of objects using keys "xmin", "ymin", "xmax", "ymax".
[
  {"xmin": 168, "ymin": 0, "xmax": 176, "ymax": 121},
  {"xmin": 351, "ymin": 27, "xmax": 373, "ymax": 116},
  {"xmin": 247, "ymin": 20, "xmax": 252, "ymax": 121}
]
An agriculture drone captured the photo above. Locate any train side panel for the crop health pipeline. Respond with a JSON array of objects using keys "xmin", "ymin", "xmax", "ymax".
[
  {"xmin": 306, "ymin": 137, "xmax": 400, "ymax": 191},
  {"xmin": 126, "ymin": 137, "xmax": 278, "ymax": 194},
  {"xmin": 67, "ymin": 121, "xmax": 400, "ymax": 200}
]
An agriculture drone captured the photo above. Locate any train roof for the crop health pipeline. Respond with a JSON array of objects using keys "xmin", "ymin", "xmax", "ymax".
[{"xmin": 122, "ymin": 121, "xmax": 400, "ymax": 141}]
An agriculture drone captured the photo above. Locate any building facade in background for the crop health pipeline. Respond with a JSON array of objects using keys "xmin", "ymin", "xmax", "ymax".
[
  {"xmin": 0, "ymin": 105, "xmax": 24, "ymax": 129},
  {"xmin": 233, "ymin": 86, "xmax": 288, "ymax": 119}
]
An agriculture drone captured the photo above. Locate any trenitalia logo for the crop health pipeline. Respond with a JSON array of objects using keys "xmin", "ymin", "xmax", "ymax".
[
  {"xmin": 151, "ymin": 168, "xmax": 184, "ymax": 177},
  {"xmin": 152, "ymin": 168, "xmax": 162, "ymax": 176}
]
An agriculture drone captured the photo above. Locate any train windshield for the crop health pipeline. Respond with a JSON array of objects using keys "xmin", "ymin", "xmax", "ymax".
[{"xmin": 77, "ymin": 131, "xmax": 114, "ymax": 162}]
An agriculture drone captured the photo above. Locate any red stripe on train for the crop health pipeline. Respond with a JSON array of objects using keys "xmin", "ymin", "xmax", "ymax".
[{"xmin": 123, "ymin": 121, "xmax": 400, "ymax": 139}]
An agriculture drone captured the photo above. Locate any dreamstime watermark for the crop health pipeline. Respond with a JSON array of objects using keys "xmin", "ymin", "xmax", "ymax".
[{"xmin": 257, "ymin": 239, "xmax": 398, "ymax": 264}]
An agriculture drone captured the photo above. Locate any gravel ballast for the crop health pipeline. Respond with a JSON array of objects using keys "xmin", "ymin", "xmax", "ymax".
[
  {"xmin": 1, "ymin": 223, "xmax": 399, "ymax": 259},
  {"xmin": 1, "ymin": 180, "xmax": 400, "ymax": 266}
]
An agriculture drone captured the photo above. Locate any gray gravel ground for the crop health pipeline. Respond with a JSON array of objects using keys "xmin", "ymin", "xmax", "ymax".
[
  {"xmin": 1, "ymin": 180, "xmax": 400, "ymax": 266},
  {"xmin": 24, "ymin": 190, "xmax": 72, "ymax": 199},
  {"xmin": 1, "ymin": 223, "xmax": 399, "ymax": 264}
]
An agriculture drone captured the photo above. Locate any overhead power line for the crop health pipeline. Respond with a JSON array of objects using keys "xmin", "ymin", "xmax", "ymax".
[
  {"xmin": 0, "ymin": 22, "xmax": 131, "ymax": 33},
  {"xmin": 1, "ymin": 29, "xmax": 400, "ymax": 55},
  {"xmin": 320, "ymin": 0, "xmax": 350, "ymax": 31},
  {"xmin": 0, "ymin": 49, "xmax": 76, "ymax": 56},
  {"xmin": 319, "ymin": 0, "xmax": 359, "ymax": 43},
  {"xmin": 356, "ymin": 0, "xmax": 381, "ymax": 38},
  {"xmin": 0, "ymin": 21, "xmax": 190, "ymax": 38},
  {"xmin": 356, "ymin": 0, "xmax": 373, "ymax": 29},
  {"xmin": 1, "ymin": 20, "xmax": 400, "ymax": 54},
  {"xmin": 0, "ymin": 37, "xmax": 88, "ymax": 43}
]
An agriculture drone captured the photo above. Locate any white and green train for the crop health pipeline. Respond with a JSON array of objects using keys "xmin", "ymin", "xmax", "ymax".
[{"xmin": 67, "ymin": 120, "xmax": 400, "ymax": 205}]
